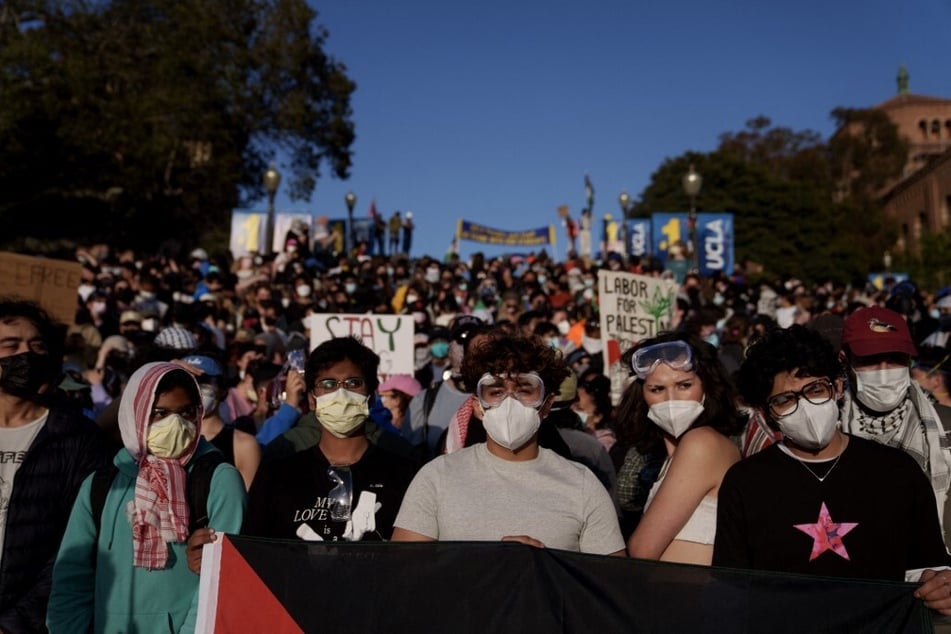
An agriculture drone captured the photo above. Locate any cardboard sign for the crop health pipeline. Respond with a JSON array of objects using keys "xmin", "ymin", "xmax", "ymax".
[
  {"xmin": 598, "ymin": 271, "xmax": 678, "ymax": 404},
  {"xmin": 0, "ymin": 252, "xmax": 82, "ymax": 325},
  {"xmin": 306, "ymin": 313, "xmax": 413, "ymax": 376}
]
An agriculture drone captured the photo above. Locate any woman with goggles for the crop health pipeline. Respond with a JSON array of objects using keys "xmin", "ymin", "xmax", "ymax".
[{"xmin": 618, "ymin": 333, "xmax": 744, "ymax": 565}]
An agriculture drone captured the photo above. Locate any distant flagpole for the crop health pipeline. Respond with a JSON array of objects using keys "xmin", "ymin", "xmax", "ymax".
[{"xmin": 584, "ymin": 172, "xmax": 595, "ymax": 214}]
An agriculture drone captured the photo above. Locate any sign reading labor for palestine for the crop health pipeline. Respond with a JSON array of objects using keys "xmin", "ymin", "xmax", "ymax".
[
  {"xmin": 305, "ymin": 313, "xmax": 414, "ymax": 376},
  {"xmin": 598, "ymin": 270, "xmax": 678, "ymax": 404},
  {"xmin": 0, "ymin": 252, "xmax": 83, "ymax": 326}
]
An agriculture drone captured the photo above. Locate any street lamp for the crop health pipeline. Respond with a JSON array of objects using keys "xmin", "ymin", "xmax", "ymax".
[
  {"xmin": 344, "ymin": 190, "xmax": 357, "ymax": 254},
  {"xmin": 618, "ymin": 191, "xmax": 632, "ymax": 217},
  {"xmin": 682, "ymin": 164, "xmax": 703, "ymax": 271},
  {"xmin": 263, "ymin": 163, "xmax": 282, "ymax": 255}
]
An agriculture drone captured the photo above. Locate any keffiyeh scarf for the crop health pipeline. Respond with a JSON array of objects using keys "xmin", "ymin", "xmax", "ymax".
[
  {"xmin": 118, "ymin": 362, "xmax": 201, "ymax": 570},
  {"xmin": 841, "ymin": 383, "xmax": 951, "ymax": 523}
]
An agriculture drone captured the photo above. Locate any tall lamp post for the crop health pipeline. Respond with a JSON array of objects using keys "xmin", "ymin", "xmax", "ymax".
[
  {"xmin": 263, "ymin": 163, "xmax": 282, "ymax": 255},
  {"xmin": 618, "ymin": 191, "xmax": 632, "ymax": 217},
  {"xmin": 682, "ymin": 164, "xmax": 703, "ymax": 271},
  {"xmin": 345, "ymin": 190, "xmax": 357, "ymax": 254}
]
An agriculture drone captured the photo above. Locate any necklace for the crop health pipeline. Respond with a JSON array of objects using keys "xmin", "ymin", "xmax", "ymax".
[{"xmin": 794, "ymin": 452, "xmax": 843, "ymax": 483}]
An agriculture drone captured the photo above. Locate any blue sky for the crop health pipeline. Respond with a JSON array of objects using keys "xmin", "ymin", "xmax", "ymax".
[{"xmin": 266, "ymin": 0, "xmax": 951, "ymax": 261}]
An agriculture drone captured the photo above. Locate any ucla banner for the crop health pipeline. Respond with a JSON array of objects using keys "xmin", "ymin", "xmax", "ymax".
[
  {"xmin": 229, "ymin": 210, "xmax": 268, "ymax": 258},
  {"xmin": 625, "ymin": 219, "xmax": 652, "ymax": 259},
  {"xmin": 457, "ymin": 220, "xmax": 555, "ymax": 247},
  {"xmin": 651, "ymin": 212, "xmax": 734, "ymax": 276},
  {"xmin": 197, "ymin": 536, "xmax": 930, "ymax": 634}
]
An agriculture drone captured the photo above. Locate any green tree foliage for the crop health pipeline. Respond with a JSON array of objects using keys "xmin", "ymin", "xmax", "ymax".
[
  {"xmin": 0, "ymin": 0, "xmax": 355, "ymax": 252},
  {"xmin": 631, "ymin": 113, "xmax": 907, "ymax": 284}
]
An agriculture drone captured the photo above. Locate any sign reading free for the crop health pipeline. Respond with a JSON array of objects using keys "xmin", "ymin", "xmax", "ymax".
[{"xmin": 306, "ymin": 313, "xmax": 414, "ymax": 376}]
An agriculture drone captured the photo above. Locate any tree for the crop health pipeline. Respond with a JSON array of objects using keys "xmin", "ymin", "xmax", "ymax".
[
  {"xmin": 0, "ymin": 0, "xmax": 355, "ymax": 252},
  {"xmin": 631, "ymin": 114, "xmax": 907, "ymax": 284}
]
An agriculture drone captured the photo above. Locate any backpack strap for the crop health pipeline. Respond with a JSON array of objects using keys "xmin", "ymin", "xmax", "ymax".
[
  {"xmin": 421, "ymin": 380, "xmax": 443, "ymax": 446},
  {"xmin": 187, "ymin": 450, "xmax": 227, "ymax": 532},
  {"xmin": 90, "ymin": 463, "xmax": 119, "ymax": 538}
]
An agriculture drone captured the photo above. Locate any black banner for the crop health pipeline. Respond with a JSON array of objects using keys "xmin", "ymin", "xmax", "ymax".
[{"xmin": 199, "ymin": 536, "xmax": 933, "ymax": 633}]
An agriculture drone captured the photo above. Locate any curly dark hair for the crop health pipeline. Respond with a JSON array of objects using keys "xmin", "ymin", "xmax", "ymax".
[
  {"xmin": 305, "ymin": 336, "xmax": 381, "ymax": 395},
  {"xmin": 737, "ymin": 324, "xmax": 841, "ymax": 415},
  {"xmin": 460, "ymin": 332, "xmax": 568, "ymax": 397},
  {"xmin": 615, "ymin": 332, "xmax": 745, "ymax": 453}
]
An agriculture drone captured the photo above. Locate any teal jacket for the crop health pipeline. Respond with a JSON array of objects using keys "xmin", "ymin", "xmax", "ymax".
[{"xmin": 47, "ymin": 440, "xmax": 246, "ymax": 634}]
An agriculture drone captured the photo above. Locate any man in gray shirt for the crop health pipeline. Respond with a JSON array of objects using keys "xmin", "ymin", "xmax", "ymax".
[{"xmin": 392, "ymin": 332, "xmax": 624, "ymax": 556}]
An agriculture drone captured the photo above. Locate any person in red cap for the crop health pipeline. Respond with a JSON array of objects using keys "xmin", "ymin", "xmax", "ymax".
[{"xmin": 839, "ymin": 306, "xmax": 951, "ymax": 548}]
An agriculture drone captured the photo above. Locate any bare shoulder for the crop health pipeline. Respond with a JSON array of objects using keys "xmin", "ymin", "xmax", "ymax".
[
  {"xmin": 678, "ymin": 426, "xmax": 740, "ymax": 462},
  {"xmin": 232, "ymin": 428, "xmax": 261, "ymax": 452}
]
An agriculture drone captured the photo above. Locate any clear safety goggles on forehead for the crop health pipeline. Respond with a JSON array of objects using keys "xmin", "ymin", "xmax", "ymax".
[
  {"xmin": 476, "ymin": 372, "xmax": 545, "ymax": 410},
  {"xmin": 631, "ymin": 340, "xmax": 695, "ymax": 380}
]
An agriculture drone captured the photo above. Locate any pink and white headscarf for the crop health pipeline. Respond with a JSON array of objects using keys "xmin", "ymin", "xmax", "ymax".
[{"xmin": 118, "ymin": 362, "xmax": 203, "ymax": 570}]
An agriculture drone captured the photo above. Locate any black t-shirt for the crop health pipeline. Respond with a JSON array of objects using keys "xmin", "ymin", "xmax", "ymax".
[
  {"xmin": 208, "ymin": 426, "xmax": 235, "ymax": 465},
  {"xmin": 713, "ymin": 435, "xmax": 951, "ymax": 580},
  {"xmin": 244, "ymin": 443, "xmax": 418, "ymax": 542}
]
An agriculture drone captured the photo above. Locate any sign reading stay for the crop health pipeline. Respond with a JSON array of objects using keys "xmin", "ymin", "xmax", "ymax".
[{"xmin": 306, "ymin": 313, "xmax": 414, "ymax": 376}]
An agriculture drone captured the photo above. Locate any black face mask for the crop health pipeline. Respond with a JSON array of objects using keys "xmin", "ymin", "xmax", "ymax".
[
  {"xmin": 0, "ymin": 352, "xmax": 51, "ymax": 398},
  {"xmin": 940, "ymin": 315, "xmax": 951, "ymax": 333}
]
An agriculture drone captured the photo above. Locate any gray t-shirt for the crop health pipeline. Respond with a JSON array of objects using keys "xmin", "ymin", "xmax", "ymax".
[{"xmin": 394, "ymin": 443, "xmax": 624, "ymax": 555}]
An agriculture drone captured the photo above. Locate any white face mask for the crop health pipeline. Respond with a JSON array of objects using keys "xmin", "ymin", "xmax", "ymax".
[
  {"xmin": 582, "ymin": 334, "xmax": 603, "ymax": 354},
  {"xmin": 647, "ymin": 400, "xmax": 704, "ymax": 438},
  {"xmin": 406, "ymin": 294, "xmax": 419, "ymax": 305},
  {"xmin": 296, "ymin": 285, "xmax": 312, "ymax": 298},
  {"xmin": 199, "ymin": 385, "xmax": 218, "ymax": 415},
  {"xmin": 854, "ymin": 367, "xmax": 910, "ymax": 412},
  {"xmin": 313, "ymin": 389, "xmax": 370, "ymax": 438},
  {"xmin": 482, "ymin": 397, "xmax": 542, "ymax": 451},
  {"xmin": 776, "ymin": 399, "xmax": 839, "ymax": 450},
  {"xmin": 557, "ymin": 321, "xmax": 570, "ymax": 336}
]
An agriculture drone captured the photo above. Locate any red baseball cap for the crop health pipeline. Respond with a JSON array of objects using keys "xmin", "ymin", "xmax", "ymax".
[{"xmin": 841, "ymin": 306, "xmax": 916, "ymax": 357}]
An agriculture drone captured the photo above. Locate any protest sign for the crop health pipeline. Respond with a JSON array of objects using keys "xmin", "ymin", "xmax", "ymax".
[
  {"xmin": 598, "ymin": 271, "xmax": 678, "ymax": 404},
  {"xmin": 306, "ymin": 313, "xmax": 413, "ymax": 375},
  {"xmin": 0, "ymin": 252, "xmax": 82, "ymax": 325}
]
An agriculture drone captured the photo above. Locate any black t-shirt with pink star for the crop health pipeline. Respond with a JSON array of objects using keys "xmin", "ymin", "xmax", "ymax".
[{"xmin": 713, "ymin": 434, "xmax": 951, "ymax": 580}]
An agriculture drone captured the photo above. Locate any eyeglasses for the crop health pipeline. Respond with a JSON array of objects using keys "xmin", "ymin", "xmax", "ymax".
[
  {"xmin": 314, "ymin": 377, "xmax": 367, "ymax": 393},
  {"xmin": 766, "ymin": 379, "xmax": 836, "ymax": 418},
  {"xmin": 327, "ymin": 466, "xmax": 352, "ymax": 522},
  {"xmin": 150, "ymin": 405, "xmax": 200, "ymax": 423},
  {"xmin": 476, "ymin": 372, "xmax": 545, "ymax": 409},
  {"xmin": 631, "ymin": 341, "xmax": 694, "ymax": 380}
]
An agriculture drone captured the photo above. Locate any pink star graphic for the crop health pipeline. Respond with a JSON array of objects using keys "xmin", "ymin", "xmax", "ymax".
[{"xmin": 793, "ymin": 502, "xmax": 858, "ymax": 561}]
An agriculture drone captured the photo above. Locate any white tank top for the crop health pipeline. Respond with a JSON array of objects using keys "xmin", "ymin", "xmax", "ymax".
[{"xmin": 644, "ymin": 459, "xmax": 718, "ymax": 546}]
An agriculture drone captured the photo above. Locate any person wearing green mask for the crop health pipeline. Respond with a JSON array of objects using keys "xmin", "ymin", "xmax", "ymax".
[
  {"xmin": 244, "ymin": 337, "xmax": 418, "ymax": 542},
  {"xmin": 48, "ymin": 362, "xmax": 246, "ymax": 633}
]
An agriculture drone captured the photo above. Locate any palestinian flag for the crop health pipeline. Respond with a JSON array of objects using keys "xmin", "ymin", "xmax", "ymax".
[{"xmin": 197, "ymin": 536, "xmax": 930, "ymax": 633}]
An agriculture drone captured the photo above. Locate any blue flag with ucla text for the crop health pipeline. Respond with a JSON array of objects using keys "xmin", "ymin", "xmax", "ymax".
[{"xmin": 651, "ymin": 212, "xmax": 734, "ymax": 276}]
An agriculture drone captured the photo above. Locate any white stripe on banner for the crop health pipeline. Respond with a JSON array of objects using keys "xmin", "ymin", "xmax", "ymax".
[{"xmin": 195, "ymin": 537, "xmax": 224, "ymax": 634}]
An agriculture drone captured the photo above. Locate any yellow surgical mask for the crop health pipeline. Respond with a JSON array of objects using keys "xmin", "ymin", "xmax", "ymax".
[
  {"xmin": 147, "ymin": 414, "xmax": 196, "ymax": 458},
  {"xmin": 313, "ymin": 389, "xmax": 369, "ymax": 438}
]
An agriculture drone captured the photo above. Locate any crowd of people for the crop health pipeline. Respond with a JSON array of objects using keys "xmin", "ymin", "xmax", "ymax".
[{"xmin": 4, "ymin": 237, "xmax": 951, "ymax": 631}]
